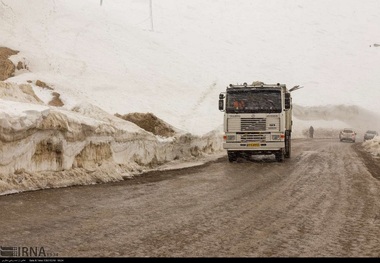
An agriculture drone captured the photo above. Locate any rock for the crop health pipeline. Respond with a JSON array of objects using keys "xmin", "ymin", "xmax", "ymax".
[{"xmin": 0, "ymin": 47, "xmax": 19, "ymax": 81}]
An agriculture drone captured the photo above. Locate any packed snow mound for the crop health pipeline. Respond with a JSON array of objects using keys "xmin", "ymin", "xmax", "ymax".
[
  {"xmin": 0, "ymin": 81, "xmax": 43, "ymax": 104},
  {"xmin": 362, "ymin": 136, "xmax": 380, "ymax": 158},
  {"xmin": 0, "ymin": 82, "xmax": 224, "ymax": 195}
]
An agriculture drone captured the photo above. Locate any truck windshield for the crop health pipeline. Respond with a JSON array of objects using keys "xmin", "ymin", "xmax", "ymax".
[{"xmin": 226, "ymin": 90, "xmax": 282, "ymax": 113}]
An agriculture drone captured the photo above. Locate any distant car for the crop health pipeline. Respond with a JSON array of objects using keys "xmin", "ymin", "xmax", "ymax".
[
  {"xmin": 364, "ymin": 130, "xmax": 378, "ymax": 141},
  {"xmin": 339, "ymin": 128, "xmax": 356, "ymax": 142}
]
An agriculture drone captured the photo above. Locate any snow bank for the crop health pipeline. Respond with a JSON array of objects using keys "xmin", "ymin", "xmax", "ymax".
[
  {"xmin": 0, "ymin": 82, "xmax": 224, "ymax": 195},
  {"xmin": 362, "ymin": 136, "xmax": 380, "ymax": 158}
]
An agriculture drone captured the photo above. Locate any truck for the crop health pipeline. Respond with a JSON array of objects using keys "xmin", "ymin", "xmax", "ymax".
[{"xmin": 218, "ymin": 81, "xmax": 295, "ymax": 162}]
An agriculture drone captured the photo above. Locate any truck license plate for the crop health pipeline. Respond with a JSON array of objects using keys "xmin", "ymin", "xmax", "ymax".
[{"xmin": 247, "ymin": 143, "xmax": 260, "ymax": 147}]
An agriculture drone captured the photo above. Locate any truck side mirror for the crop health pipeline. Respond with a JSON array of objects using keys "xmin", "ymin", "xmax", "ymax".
[
  {"xmin": 219, "ymin": 99, "xmax": 224, "ymax": 111},
  {"xmin": 285, "ymin": 93, "xmax": 291, "ymax": 110}
]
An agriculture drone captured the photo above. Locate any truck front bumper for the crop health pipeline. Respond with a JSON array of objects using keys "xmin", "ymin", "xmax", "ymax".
[{"xmin": 223, "ymin": 141, "xmax": 284, "ymax": 152}]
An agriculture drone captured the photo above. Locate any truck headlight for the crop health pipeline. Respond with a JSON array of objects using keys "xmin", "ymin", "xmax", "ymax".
[
  {"xmin": 272, "ymin": 135, "xmax": 280, "ymax": 140},
  {"xmin": 226, "ymin": 135, "xmax": 236, "ymax": 142}
]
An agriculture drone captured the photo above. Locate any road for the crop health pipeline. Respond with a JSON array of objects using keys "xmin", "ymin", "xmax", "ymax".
[{"xmin": 1, "ymin": 138, "xmax": 380, "ymax": 257}]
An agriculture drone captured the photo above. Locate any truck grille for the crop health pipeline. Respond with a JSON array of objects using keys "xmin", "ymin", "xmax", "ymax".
[
  {"xmin": 240, "ymin": 133, "xmax": 266, "ymax": 142},
  {"xmin": 241, "ymin": 118, "xmax": 266, "ymax": 131},
  {"xmin": 227, "ymin": 117, "xmax": 276, "ymax": 132}
]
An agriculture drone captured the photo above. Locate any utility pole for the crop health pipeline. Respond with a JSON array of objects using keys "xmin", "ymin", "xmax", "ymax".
[{"xmin": 149, "ymin": 0, "xmax": 154, "ymax": 31}]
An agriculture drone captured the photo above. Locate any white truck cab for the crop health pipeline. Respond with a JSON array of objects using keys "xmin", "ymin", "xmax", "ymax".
[{"xmin": 219, "ymin": 82, "xmax": 293, "ymax": 162}]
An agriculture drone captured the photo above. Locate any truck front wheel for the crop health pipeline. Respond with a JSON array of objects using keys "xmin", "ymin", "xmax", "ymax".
[
  {"xmin": 275, "ymin": 150, "xmax": 284, "ymax": 162},
  {"xmin": 227, "ymin": 151, "xmax": 238, "ymax": 162}
]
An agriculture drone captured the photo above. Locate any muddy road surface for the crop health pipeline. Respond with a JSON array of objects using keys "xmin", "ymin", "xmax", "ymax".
[{"xmin": 1, "ymin": 138, "xmax": 380, "ymax": 257}]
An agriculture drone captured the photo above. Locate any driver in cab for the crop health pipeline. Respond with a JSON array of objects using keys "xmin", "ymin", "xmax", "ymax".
[{"xmin": 233, "ymin": 99, "xmax": 245, "ymax": 110}]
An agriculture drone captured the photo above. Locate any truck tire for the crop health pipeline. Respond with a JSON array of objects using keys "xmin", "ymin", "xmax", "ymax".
[
  {"xmin": 285, "ymin": 130, "xmax": 291, "ymax": 158},
  {"xmin": 275, "ymin": 150, "xmax": 284, "ymax": 162},
  {"xmin": 227, "ymin": 151, "xmax": 238, "ymax": 162}
]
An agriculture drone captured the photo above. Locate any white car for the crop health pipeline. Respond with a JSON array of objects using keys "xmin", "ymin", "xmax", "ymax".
[{"xmin": 339, "ymin": 128, "xmax": 356, "ymax": 143}]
